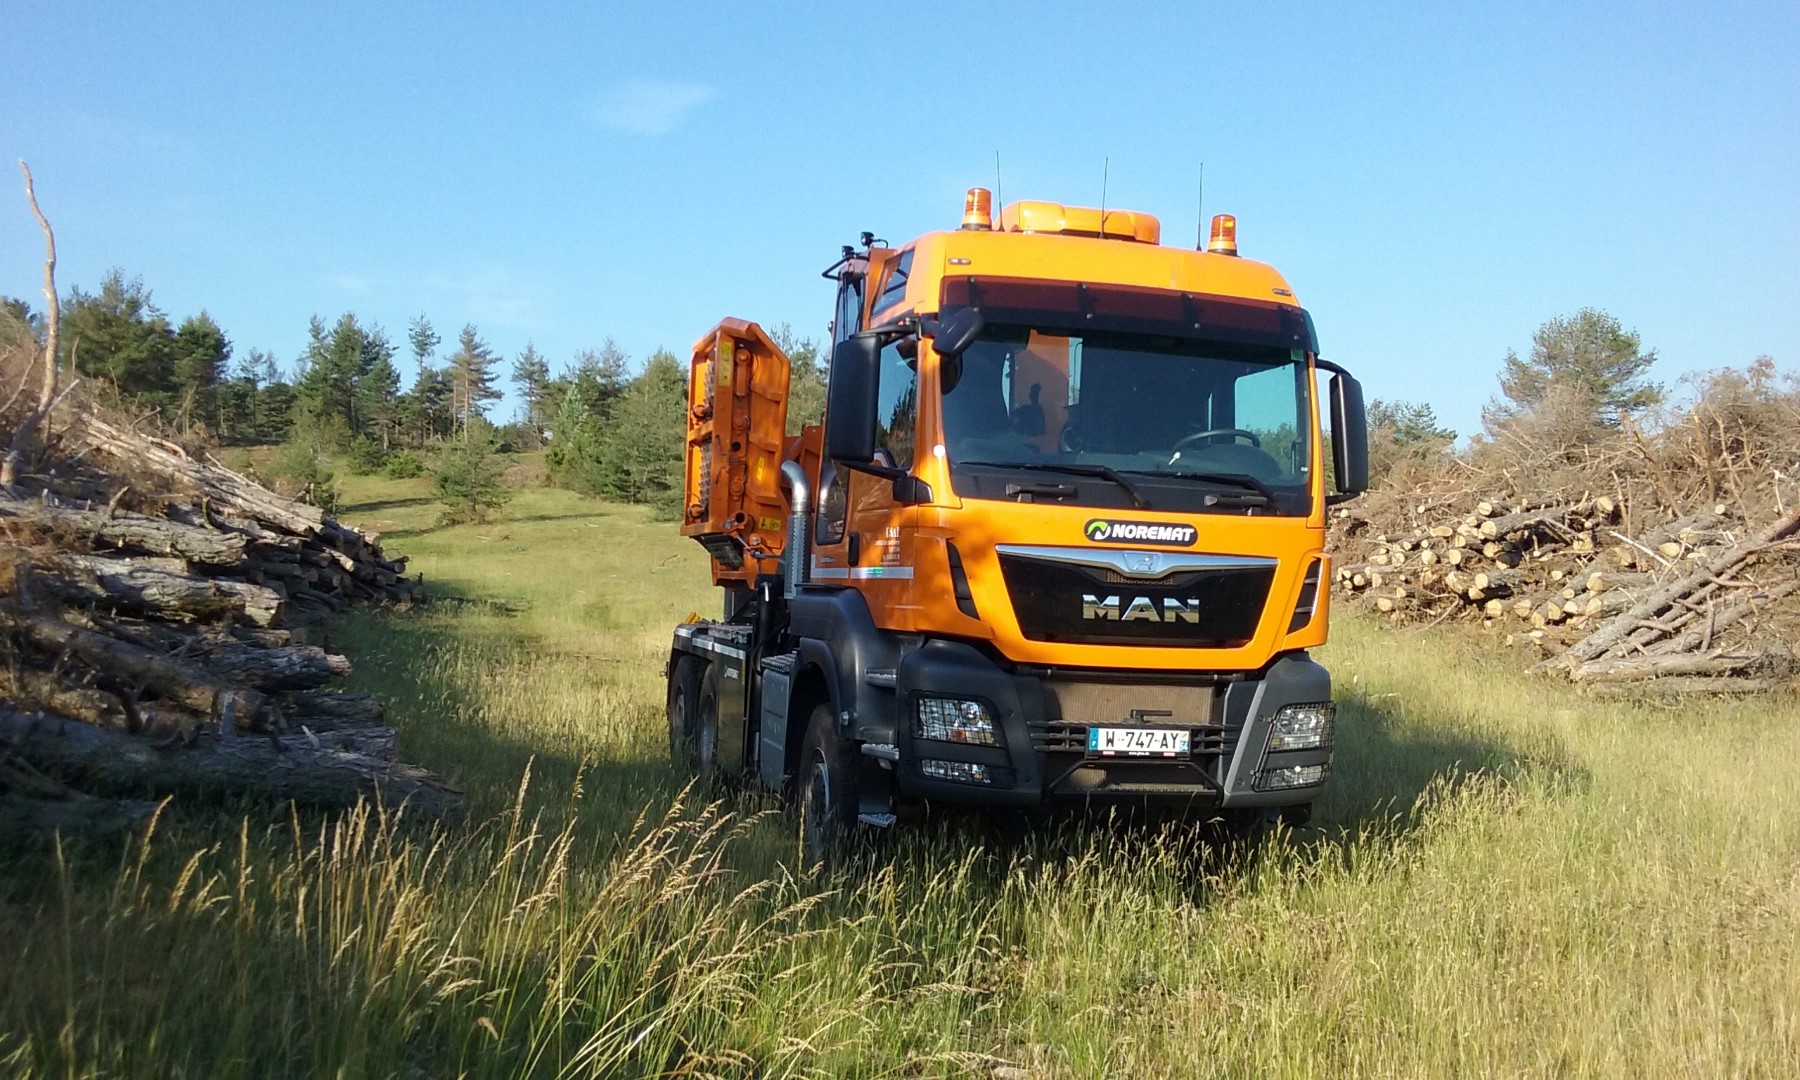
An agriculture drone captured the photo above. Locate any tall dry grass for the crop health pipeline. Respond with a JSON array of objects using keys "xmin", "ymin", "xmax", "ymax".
[{"xmin": 4, "ymin": 479, "xmax": 1799, "ymax": 1077}]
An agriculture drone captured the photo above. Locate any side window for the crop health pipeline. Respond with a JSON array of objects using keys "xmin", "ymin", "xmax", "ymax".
[
  {"xmin": 874, "ymin": 340, "xmax": 918, "ymax": 468},
  {"xmin": 873, "ymin": 248, "xmax": 913, "ymax": 314},
  {"xmin": 816, "ymin": 464, "xmax": 847, "ymax": 545},
  {"xmin": 1233, "ymin": 358, "xmax": 1310, "ymax": 479}
]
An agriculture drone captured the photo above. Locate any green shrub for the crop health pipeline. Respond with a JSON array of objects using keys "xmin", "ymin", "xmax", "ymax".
[
  {"xmin": 383, "ymin": 450, "xmax": 425, "ymax": 479},
  {"xmin": 432, "ymin": 421, "xmax": 512, "ymax": 525},
  {"xmin": 267, "ymin": 435, "xmax": 341, "ymax": 514},
  {"xmin": 345, "ymin": 436, "xmax": 390, "ymax": 475}
]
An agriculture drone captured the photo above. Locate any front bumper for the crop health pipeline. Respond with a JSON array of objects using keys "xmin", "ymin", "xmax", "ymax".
[{"xmin": 893, "ymin": 640, "xmax": 1332, "ymax": 809}]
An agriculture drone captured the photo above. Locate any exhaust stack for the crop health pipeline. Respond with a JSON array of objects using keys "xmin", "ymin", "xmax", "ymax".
[{"xmin": 779, "ymin": 460, "xmax": 811, "ymax": 600}]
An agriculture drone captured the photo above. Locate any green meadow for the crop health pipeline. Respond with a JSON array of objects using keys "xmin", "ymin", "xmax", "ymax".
[{"xmin": 4, "ymin": 473, "xmax": 1797, "ymax": 1078}]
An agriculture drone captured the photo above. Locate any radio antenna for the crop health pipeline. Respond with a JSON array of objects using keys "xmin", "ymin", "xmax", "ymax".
[
  {"xmin": 1195, "ymin": 162, "xmax": 1205, "ymax": 248},
  {"xmin": 1099, "ymin": 157, "xmax": 1110, "ymax": 228},
  {"xmin": 994, "ymin": 150, "xmax": 1003, "ymax": 224}
]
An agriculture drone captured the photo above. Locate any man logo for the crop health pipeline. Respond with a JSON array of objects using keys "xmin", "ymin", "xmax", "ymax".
[
  {"xmin": 1082, "ymin": 594, "xmax": 1202, "ymax": 623},
  {"xmin": 1124, "ymin": 553, "xmax": 1160, "ymax": 575},
  {"xmin": 1085, "ymin": 521, "xmax": 1111, "ymax": 540}
]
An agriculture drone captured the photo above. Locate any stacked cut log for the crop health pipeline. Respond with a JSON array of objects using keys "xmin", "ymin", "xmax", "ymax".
[
  {"xmin": 1, "ymin": 414, "xmax": 455, "ymax": 832},
  {"xmin": 1330, "ymin": 493, "xmax": 1800, "ymax": 695}
]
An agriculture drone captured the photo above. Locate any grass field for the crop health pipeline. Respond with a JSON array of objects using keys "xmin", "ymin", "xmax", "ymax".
[{"xmin": 5, "ymin": 472, "xmax": 1800, "ymax": 1077}]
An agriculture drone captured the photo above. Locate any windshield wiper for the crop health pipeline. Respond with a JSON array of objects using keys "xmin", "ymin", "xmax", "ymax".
[
  {"xmin": 958, "ymin": 461, "xmax": 1152, "ymax": 510},
  {"xmin": 1122, "ymin": 470, "xmax": 1277, "ymax": 507}
]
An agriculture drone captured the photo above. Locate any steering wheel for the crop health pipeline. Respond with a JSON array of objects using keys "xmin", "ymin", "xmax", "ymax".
[{"xmin": 1171, "ymin": 427, "xmax": 1261, "ymax": 454}]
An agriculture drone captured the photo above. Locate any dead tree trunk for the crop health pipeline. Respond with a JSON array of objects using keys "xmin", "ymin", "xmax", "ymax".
[
  {"xmin": 2, "ymin": 161, "xmax": 62, "ymax": 489},
  {"xmin": 1, "ymin": 707, "xmax": 459, "ymax": 817}
]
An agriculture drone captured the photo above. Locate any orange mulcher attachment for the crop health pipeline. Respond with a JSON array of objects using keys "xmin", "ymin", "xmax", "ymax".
[{"xmin": 681, "ymin": 319, "xmax": 792, "ymax": 586}]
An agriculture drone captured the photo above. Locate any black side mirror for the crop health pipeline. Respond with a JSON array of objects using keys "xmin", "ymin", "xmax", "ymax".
[
  {"xmin": 825, "ymin": 334, "xmax": 881, "ymax": 464},
  {"xmin": 929, "ymin": 308, "xmax": 985, "ymax": 360},
  {"xmin": 1328, "ymin": 370, "xmax": 1369, "ymax": 499}
]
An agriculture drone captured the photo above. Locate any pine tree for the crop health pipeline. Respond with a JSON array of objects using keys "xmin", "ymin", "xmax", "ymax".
[
  {"xmin": 511, "ymin": 342, "xmax": 552, "ymax": 442},
  {"xmin": 407, "ymin": 313, "xmax": 439, "ymax": 379},
  {"xmin": 359, "ymin": 343, "xmax": 402, "ymax": 449},
  {"xmin": 293, "ymin": 314, "xmax": 370, "ymax": 445},
  {"xmin": 61, "ymin": 270, "xmax": 178, "ymax": 403},
  {"xmin": 432, "ymin": 416, "xmax": 512, "ymax": 523},
  {"xmin": 771, "ymin": 322, "xmax": 826, "ymax": 435},
  {"xmin": 447, "ymin": 324, "xmax": 502, "ymax": 436},
  {"xmin": 545, "ymin": 340, "xmax": 631, "ymax": 490},
  {"xmin": 171, "ymin": 311, "xmax": 231, "ymax": 433},
  {"xmin": 600, "ymin": 349, "xmax": 688, "ymax": 514},
  {"xmin": 1366, "ymin": 398, "xmax": 1455, "ymax": 481},
  {"xmin": 1486, "ymin": 308, "xmax": 1662, "ymax": 435}
]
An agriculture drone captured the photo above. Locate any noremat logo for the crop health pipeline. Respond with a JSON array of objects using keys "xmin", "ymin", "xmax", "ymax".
[{"xmin": 1082, "ymin": 519, "xmax": 1197, "ymax": 547}]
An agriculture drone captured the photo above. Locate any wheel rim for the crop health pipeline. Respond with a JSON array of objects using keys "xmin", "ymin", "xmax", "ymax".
[
  {"xmin": 801, "ymin": 748, "xmax": 832, "ymax": 870},
  {"xmin": 669, "ymin": 684, "xmax": 692, "ymax": 766},
  {"xmin": 697, "ymin": 694, "xmax": 718, "ymax": 776}
]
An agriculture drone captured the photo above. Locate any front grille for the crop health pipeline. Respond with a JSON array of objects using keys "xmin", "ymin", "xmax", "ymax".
[
  {"xmin": 1028, "ymin": 720, "xmax": 1232, "ymax": 758},
  {"xmin": 1029, "ymin": 719, "xmax": 1239, "ymax": 796},
  {"xmin": 1000, "ymin": 552, "xmax": 1274, "ymax": 647}
]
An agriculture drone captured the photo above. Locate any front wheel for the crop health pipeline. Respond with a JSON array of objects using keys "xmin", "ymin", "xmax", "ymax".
[{"xmin": 797, "ymin": 704, "xmax": 858, "ymax": 876}]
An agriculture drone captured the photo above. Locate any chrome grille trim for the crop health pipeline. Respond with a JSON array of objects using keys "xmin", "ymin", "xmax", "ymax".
[{"xmin": 995, "ymin": 544, "xmax": 1277, "ymax": 580}]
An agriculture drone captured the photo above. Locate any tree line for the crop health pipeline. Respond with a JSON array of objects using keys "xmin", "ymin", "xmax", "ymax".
[
  {"xmin": 0, "ymin": 268, "xmax": 826, "ymax": 519},
  {"xmin": 7, "ymin": 266, "xmax": 1675, "ymax": 516}
]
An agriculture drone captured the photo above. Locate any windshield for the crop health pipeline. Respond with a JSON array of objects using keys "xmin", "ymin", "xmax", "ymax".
[{"xmin": 940, "ymin": 325, "xmax": 1314, "ymax": 515}]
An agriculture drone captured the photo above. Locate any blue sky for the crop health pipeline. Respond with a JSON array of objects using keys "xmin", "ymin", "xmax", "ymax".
[{"xmin": 3, "ymin": 1, "xmax": 1796, "ymax": 438}]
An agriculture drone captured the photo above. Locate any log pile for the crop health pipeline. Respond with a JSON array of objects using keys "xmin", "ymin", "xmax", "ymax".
[
  {"xmin": 1330, "ymin": 492, "xmax": 1800, "ymax": 694},
  {"xmin": 1, "ymin": 414, "xmax": 455, "ymax": 832}
]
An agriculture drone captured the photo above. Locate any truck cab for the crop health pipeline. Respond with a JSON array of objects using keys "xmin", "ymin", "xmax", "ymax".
[{"xmin": 667, "ymin": 189, "xmax": 1368, "ymax": 868}]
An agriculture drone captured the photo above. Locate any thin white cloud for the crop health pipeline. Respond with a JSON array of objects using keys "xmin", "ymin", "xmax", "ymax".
[
  {"xmin": 327, "ymin": 274, "xmax": 374, "ymax": 293},
  {"xmin": 590, "ymin": 78, "xmax": 716, "ymax": 135},
  {"xmin": 424, "ymin": 267, "xmax": 547, "ymax": 331}
]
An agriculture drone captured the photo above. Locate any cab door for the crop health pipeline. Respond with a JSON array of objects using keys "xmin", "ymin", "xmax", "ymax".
[{"xmin": 812, "ymin": 334, "xmax": 919, "ymax": 628}]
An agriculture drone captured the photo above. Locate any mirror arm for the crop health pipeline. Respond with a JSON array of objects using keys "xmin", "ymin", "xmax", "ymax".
[{"xmin": 840, "ymin": 459, "xmax": 905, "ymax": 481}]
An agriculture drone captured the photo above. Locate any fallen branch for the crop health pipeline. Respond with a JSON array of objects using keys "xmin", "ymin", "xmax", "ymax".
[{"xmin": 1541, "ymin": 503, "xmax": 1800, "ymax": 672}]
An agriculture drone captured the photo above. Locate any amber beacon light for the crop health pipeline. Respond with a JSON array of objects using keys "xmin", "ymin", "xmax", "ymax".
[
  {"xmin": 1206, "ymin": 213, "xmax": 1239, "ymax": 256},
  {"xmin": 961, "ymin": 187, "xmax": 994, "ymax": 230}
]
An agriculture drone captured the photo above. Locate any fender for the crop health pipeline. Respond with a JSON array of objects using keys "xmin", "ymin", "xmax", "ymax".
[{"xmin": 787, "ymin": 586, "xmax": 903, "ymax": 741}]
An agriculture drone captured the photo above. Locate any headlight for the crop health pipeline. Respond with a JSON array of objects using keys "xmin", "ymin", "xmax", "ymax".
[
  {"xmin": 1266, "ymin": 702, "xmax": 1335, "ymax": 752},
  {"xmin": 914, "ymin": 697, "xmax": 997, "ymax": 746}
]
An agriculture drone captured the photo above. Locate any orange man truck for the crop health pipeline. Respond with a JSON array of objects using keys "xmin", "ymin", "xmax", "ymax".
[{"xmin": 666, "ymin": 189, "xmax": 1368, "ymax": 867}]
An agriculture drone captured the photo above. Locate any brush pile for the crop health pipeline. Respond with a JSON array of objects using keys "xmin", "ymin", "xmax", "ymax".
[
  {"xmin": 1330, "ymin": 359, "xmax": 1800, "ymax": 695},
  {"xmin": 1, "ymin": 413, "xmax": 455, "ymax": 833},
  {"xmin": 1331, "ymin": 496, "xmax": 1800, "ymax": 692}
]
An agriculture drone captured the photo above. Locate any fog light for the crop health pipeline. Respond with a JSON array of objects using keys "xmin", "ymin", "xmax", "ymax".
[
  {"xmin": 915, "ymin": 697, "xmax": 997, "ymax": 745},
  {"xmin": 1256, "ymin": 762, "xmax": 1329, "ymax": 791},
  {"xmin": 1266, "ymin": 702, "xmax": 1335, "ymax": 752},
  {"xmin": 920, "ymin": 759, "xmax": 991, "ymax": 784}
]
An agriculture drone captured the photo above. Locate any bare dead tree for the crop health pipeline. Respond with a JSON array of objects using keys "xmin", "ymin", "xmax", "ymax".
[{"xmin": 2, "ymin": 160, "xmax": 62, "ymax": 489}]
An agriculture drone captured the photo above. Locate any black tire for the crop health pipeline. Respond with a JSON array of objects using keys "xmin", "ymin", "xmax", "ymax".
[
  {"xmin": 667, "ymin": 657, "xmax": 703, "ymax": 771},
  {"xmin": 797, "ymin": 703, "xmax": 858, "ymax": 876},
  {"xmin": 693, "ymin": 664, "xmax": 722, "ymax": 782}
]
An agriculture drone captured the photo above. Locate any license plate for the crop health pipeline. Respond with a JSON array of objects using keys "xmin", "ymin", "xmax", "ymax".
[{"xmin": 1086, "ymin": 726, "xmax": 1190, "ymax": 758}]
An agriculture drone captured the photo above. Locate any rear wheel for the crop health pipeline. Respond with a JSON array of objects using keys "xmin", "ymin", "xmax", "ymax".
[
  {"xmin": 797, "ymin": 704, "xmax": 857, "ymax": 876},
  {"xmin": 667, "ymin": 657, "xmax": 703, "ymax": 771},
  {"xmin": 693, "ymin": 664, "xmax": 722, "ymax": 781}
]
